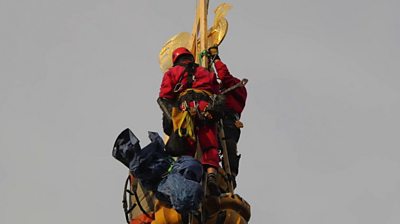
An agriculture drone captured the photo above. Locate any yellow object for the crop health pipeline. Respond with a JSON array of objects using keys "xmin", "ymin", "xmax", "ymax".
[
  {"xmin": 171, "ymin": 89, "xmax": 213, "ymax": 142},
  {"xmin": 159, "ymin": 32, "xmax": 192, "ymax": 73},
  {"xmin": 151, "ymin": 201, "xmax": 182, "ymax": 224},
  {"xmin": 159, "ymin": 3, "xmax": 232, "ymax": 72},
  {"xmin": 172, "ymin": 107, "xmax": 195, "ymax": 141},
  {"xmin": 206, "ymin": 3, "xmax": 231, "ymax": 48}
]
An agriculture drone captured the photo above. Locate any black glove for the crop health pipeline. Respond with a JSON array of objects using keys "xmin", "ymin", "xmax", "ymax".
[
  {"xmin": 203, "ymin": 94, "xmax": 225, "ymax": 121},
  {"xmin": 208, "ymin": 46, "xmax": 220, "ymax": 61}
]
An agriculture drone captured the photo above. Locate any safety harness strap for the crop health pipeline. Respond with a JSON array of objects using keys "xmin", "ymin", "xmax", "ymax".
[{"xmin": 174, "ymin": 62, "xmax": 199, "ymax": 92}]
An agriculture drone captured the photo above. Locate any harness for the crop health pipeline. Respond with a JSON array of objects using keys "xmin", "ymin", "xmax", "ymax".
[
  {"xmin": 170, "ymin": 63, "xmax": 216, "ymax": 141},
  {"xmin": 172, "ymin": 88, "xmax": 213, "ymax": 141},
  {"xmin": 173, "ymin": 62, "xmax": 198, "ymax": 93},
  {"xmin": 178, "ymin": 89, "xmax": 212, "ymax": 104}
]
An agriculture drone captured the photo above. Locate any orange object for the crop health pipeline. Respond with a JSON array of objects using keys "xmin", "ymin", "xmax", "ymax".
[
  {"xmin": 151, "ymin": 200, "xmax": 182, "ymax": 224},
  {"xmin": 130, "ymin": 213, "xmax": 154, "ymax": 224}
]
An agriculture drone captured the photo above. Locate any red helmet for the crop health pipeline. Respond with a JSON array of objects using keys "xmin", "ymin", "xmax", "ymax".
[{"xmin": 172, "ymin": 47, "xmax": 193, "ymax": 65}]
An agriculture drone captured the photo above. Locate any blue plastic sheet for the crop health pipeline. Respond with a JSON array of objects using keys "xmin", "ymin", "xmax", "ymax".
[
  {"xmin": 171, "ymin": 156, "xmax": 203, "ymax": 182},
  {"xmin": 112, "ymin": 129, "xmax": 173, "ymax": 191},
  {"xmin": 130, "ymin": 131, "xmax": 173, "ymax": 190},
  {"xmin": 156, "ymin": 156, "xmax": 203, "ymax": 213}
]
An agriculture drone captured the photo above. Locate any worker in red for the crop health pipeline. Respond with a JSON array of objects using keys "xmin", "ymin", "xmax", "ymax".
[
  {"xmin": 209, "ymin": 46, "xmax": 247, "ymax": 188},
  {"xmin": 158, "ymin": 47, "xmax": 222, "ymax": 196}
]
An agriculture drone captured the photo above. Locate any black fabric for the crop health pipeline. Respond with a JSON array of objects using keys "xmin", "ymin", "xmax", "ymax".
[
  {"xmin": 157, "ymin": 97, "xmax": 175, "ymax": 135},
  {"xmin": 223, "ymin": 124, "xmax": 241, "ymax": 143},
  {"xmin": 224, "ymin": 139, "xmax": 241, "ymax": 176},
  {"xmin": 162, "ymin": 114, "xmax": 173, "ymax": 135},
  {"xmin": 165, "ymin": 130, "xmax": 190, "ymax": 157},
  {"xmin": 222, "ymin": 112, "xmax": 241, "ymax": 143},
  {"xmin": 129, "ymin": 131, "xmax": 174, "ymax": 191},
  {"xmin": 112, "ymin": 128, "xmax": 141, "ymax": 168},
  {"xmin": 112, "ymin": 130, "xmax": 173, "ymax": 191}
]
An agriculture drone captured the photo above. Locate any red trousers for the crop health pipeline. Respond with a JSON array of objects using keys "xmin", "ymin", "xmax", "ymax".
[
  {"xmin": 182, "ymin": 100, "xmax": 220, "ymax": 168},
  {"xmin": 186, "ymin": 124, "xmax": 220, "ymax": 168}
]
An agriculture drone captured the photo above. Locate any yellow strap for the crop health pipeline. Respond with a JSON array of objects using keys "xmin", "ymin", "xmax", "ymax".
[
  {"xmin": 171, "ymin": 107, "xmax": 196, "ymax": 141},
  {"xmin": 178, "ymin": 88, "xmax": 212, "ymax": 99},
  {"xmin": 170, "ymin": 88, "xmax": 211, "ymax": 142},
  {"xmin": 177, "ymin": 110, "xmax": 195, "ymax": 141}
]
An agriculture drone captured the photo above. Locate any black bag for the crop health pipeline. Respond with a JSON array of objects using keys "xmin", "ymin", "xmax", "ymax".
[
  {"xmin": 112, "ymin": 128, "xmax": 141, "ymax": 168},
  {"xmin": 165, "ymin": 130, "xmax": 190, "ymax": 157}
]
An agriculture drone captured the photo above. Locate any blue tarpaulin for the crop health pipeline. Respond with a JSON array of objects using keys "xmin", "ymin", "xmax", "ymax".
[
  {"xmin": 157, "ymin": 156, "xmax": 203, "ymax": 213},
  {"xmin": 170, "ymin": 156, "xmax": 203, "ymax": 182},
  {"xmin": 113, "ymin": 129, "xmax": 204, "ymax": 211},
  {"xmin": 113, "ymin": 129, "xmax": 173, "ymax": 190}
]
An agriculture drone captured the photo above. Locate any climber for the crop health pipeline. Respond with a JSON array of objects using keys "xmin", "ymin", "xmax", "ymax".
[
  {"xmin": 158, "ymin": 47, "xmax": 224, "ymax": 196},
  {"xmin": 208, "ymin": 46, "xmax": 247, "ymax": 188}
]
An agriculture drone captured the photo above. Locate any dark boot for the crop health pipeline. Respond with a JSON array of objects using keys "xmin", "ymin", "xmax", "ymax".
[
  {"xmin": 225, "ymin": 139, "xmax": 241, "ymax": 176},
  {"xmin": 207, "ymin": 173, "xmax": 221, "ymax": 196}
]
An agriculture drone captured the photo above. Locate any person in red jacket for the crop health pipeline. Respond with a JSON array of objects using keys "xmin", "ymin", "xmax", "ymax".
[
  {"xmin": 158, "ymin": 47, "xmax": 223, "ymax": 196},
  {"xmin": 209, "ymin": 46, "xmax": 247, "ymax": 188}
]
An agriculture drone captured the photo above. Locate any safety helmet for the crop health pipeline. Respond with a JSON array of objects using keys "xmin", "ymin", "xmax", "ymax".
[{"xmin": 172, "ymin": 47, "xmax": 193, "ymax": 65}]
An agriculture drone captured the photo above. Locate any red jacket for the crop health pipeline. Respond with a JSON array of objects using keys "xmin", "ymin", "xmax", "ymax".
[
  {"xmin": 159, "ymin": 63, "xmax": 220, "ymax": 99},
  {"xmin": 214, "ymin": 61, "xmax": 247, "ymax": 116}
]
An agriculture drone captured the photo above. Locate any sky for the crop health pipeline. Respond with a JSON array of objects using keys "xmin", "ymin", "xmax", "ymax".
[{"xmin": 1, "ymin": 0, "xmax": 400, "ymax": 223}]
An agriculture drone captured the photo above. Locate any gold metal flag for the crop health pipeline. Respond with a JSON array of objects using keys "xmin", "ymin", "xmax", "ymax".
[
  {"xmin": 158, "ymin": 3, "xmax": 232, "ymax": 72},
  {"xmin": 159, "ymin": 32, "xmax": 191, "ymax": 73},
  {"xmin": 207, "ymin": 3, "xmax": 232, "ymax": 47}
]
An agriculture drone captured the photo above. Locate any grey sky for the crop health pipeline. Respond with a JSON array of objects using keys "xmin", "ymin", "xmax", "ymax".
[{"xmin": 1, "ymin": 0, "xmax": 400, "ymax": 223}]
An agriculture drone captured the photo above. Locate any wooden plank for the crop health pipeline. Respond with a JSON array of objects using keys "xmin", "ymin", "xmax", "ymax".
[
  {"xmin": 190, "ymin": 1, "xmax": 200, "ymax": 60},
  {"xmin": 199, "ymin": 0, "xmax": 209, "ymax": 67}
]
